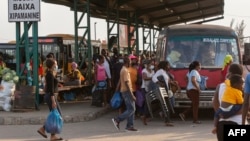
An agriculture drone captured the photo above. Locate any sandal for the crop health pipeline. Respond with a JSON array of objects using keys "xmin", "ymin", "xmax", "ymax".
[
  {"xmin": 179, "ymin": 113, "xmax": 185, "ymax": 121},
  {"xmin": 193, "ymin": 121, "xmax": 201, "ymax": 124},
  {"xmin": 37, "ymin": 130, "xmax": 47, "ymax": 138},
  {"xmin": 51, "ymin": 137, "xmax": 64, "ymax": 141},
  {"xmin": 165, "ymin": 122, "xmax": 174, "ymax": 127}
]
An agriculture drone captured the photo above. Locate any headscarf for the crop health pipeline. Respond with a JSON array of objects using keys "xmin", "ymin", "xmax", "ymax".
[
  {"xmin": 71, "ymin": 62, "xmax": 78, "ymax": 70},
  {"xmin": 222, "ymin": 55, "xmax": 233, "ymax": 70}
]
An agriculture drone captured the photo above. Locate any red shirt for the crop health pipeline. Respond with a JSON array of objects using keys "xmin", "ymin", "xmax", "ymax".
[{"xmin": 221, "ymin": 64, "xmax": 229, "ymax": 82}]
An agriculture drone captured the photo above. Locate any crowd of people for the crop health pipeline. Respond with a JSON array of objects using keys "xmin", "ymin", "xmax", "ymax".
[
  {"xmin": 89, "ymin": 48, "xmax": 181, "ymax": 130},
  {"xmin": 0, "ymin": 45, "xmax": 240, "ymax": 140},
  {"xmin": 0, "ymin": 47, "xmax": 248, "ymax": 140}
]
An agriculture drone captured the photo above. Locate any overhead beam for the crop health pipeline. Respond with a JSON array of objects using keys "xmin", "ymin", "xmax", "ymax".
[
  {"xmin": 117, "ymin": 0, "xmax": 134, "ymax": 7},
  {"xmin": 190, "ymin": 16, "xmax": 224, "ymax": 24},
  {"xmin": 150, "ymin": 3, "xmax": 223, "ymax": 22},
  {"xmin": 159, "ymin": 12, "xmax": 223, "ymax": 27},
  {"xmin": 42, "ymin": 0, "xmax": 72, "ymax": 7},
  {"xmin": 138, "ymin": 0, "xmax": 207, "ymax": 17}
]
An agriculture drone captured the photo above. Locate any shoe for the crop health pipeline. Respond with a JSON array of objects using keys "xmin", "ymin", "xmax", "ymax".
[
  {"xmin": 165, "ymin": 122, "xmax": 174, "ymax": 127},
  {"xmin": 193, "ymin": 121, "xmax": 201, "ymax": 124},
  {"xmin": 179, "ymin": 113, "xmax": 185, "ymax": 121},
  {"xmin": 125, "ymin": 127, "xmax": 138, "ymax": 131},
  {"xmin": 112, "ymin": 118, "xmax": 120, "ymax": 131}
]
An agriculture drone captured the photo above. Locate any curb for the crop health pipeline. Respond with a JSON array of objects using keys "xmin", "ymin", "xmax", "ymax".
[{"xmin": 0, "ymin": 107, "xmax": 111, "ymax": 125}]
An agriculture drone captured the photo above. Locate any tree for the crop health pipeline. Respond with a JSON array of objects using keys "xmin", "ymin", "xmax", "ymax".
[{"xmin": 230, "ymin": 19, "xmax": 246, "ymax": 48}]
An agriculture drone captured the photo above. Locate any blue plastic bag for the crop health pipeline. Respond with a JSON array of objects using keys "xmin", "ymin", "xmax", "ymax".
[
  {"xmin": 110, "ymin": 91, "xmax": 123, "ymax": 109},
  {"xmin": 199, "ymin": 76, "xmax": 208, "ymax": 90},
  {"xmin": 45, "ymin": 109, "xmax": 63, "ymax": 134},
  {"xmin": 63, "ymin": 92, "xmax": 75, "ymax": 101}
]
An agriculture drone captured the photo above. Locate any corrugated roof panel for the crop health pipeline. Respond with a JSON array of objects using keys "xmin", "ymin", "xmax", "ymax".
[{"xmin": 42, "ymin": 0, "xmax": 224, "ymax": 28}]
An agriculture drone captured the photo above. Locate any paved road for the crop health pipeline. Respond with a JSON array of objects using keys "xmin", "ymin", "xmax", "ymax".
[{"xmin": 0, "ymin": 111, "xmax": 217, "ymax": 141}]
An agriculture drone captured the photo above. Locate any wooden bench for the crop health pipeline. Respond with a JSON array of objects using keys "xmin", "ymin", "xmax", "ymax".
[
  {"xmin": 39, "ymin": 85, "xmax": 88, "ymax": 94},
  {"xmin": 39, "ymin": 84, "xmax": 92, "ymax": 102}
]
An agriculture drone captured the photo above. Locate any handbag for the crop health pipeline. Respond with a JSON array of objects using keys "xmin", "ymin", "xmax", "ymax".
[
  {"xmin": 110, "ymin": 91, "xmax": 123, "ymax": 109},
  {"xmin": 95, "ymin": 81, "xmax": 107, "ymax": 90},
  {"xmin": 45, "ymin": 109, "xmax": 63, "ymax": 134}
]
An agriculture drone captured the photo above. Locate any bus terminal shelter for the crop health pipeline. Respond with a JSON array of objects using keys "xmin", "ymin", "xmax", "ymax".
[{"xmin": 12, "ymin": 0, "xmax": 224, "ymax": 109}]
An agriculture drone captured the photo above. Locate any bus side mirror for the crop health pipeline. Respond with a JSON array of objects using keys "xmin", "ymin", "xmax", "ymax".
[{"xmin": 243, "ymin": 43, "xmax": 250, "ymax": 65}]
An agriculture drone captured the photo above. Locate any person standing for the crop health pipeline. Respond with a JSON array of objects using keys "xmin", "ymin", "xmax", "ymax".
[
  {"xmin": 179, "ymin": 61, "xmax": 201, "ymax": 124},
  {"xmin": 101, "ymin": 49, "xmax": 112, "ymax": 104},
  {"xmin": 212, "ymin": 74, "xmax": 244, "ymax": 134},
  {"xmin": 112, "ymin": 56, "xmax": 137, "ymax": 131},
  {"xmin": 93, "ymin": 55, "xmax": 108, "ymax": 107},
  {"xmin": 151, "ymin": 61, "xmax": 174, "ymax": 126},
  {"xmin": 243, "ymin": 72, "xmax": 250, "ymax": 125},
  {"xmin": 212, "ymin": 63, "xmax": 244, "ymax": 141},
  {"xmin": 221, "ymin": 55, "xmax": 233, "ymax": 82},
  {"xmin": 37, "ymin": 58, "xmax": 63, "ymax": 141},
  {"xmin": 112, "ymin": 54, "xmax": 124, "ymax": 87},
  {"xmin": 140, "ymin": 59, "xmax": 155, "ymax": 125}
]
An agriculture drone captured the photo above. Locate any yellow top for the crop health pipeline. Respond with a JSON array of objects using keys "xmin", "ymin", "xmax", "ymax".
[
  {"xmin": 120, "ymin": 66, "xmax": 132, "ymax": 93},
  {"xmin": 222, "ymin": 79, "xmax": 243, "ymax": 104}
]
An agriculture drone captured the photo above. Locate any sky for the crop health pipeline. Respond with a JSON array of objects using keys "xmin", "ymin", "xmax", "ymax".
[{"xmin": 1, "ymin": 0, "xmax": 250, "ymax": 43}]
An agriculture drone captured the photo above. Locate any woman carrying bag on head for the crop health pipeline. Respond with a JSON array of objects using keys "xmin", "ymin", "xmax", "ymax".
[{"xmin": 37, "ymin": 58, "xmax": 64, "ymax": 141}]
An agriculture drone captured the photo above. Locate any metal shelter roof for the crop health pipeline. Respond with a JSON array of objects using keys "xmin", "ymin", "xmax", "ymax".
[{"xmin": 42, "ymin": 0, "xmax": 224, "ymax": 28}]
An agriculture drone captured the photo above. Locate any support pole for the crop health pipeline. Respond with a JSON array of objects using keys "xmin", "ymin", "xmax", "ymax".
[
  {"xmin": 32, "ymin": 22, "xmax": 39, "ymax": 109},
  {"xmin": 15, "ymin": 21, "xmax": 39, "ymax": 110},
  {"xmin": 74, "ymin": 0, "xmax": 79, "ymax": 63},
  {"xmin": 135, "ymin": 12, "xmax": 139, "ymax": 56},
  {"xmin": 73, "ymin": 0, "xmax": 92, "ymax": 82}
]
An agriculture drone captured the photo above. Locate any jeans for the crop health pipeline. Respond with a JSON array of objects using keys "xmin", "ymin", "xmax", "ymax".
[{"xmin": 116, "ymin": 91, "xmax": 136, "ymax": 128}]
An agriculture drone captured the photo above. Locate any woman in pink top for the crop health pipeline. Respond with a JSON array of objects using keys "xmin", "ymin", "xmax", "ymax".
[{"xmin": 94, "ymin": 55, "xmax": 108, "ymax": 106}]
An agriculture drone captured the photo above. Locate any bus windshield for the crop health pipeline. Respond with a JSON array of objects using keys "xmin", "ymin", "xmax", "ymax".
[{"xmin": 166, "ymin": 36, "xmax": 239, "ymax": 68}]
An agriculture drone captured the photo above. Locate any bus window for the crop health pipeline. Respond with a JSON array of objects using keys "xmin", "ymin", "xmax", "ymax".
[
  {"xmin": 214, "ymin": 39, "xmax": 238, "ymax": 67},
  {"xmin": 198, "ymin": 42, "xmax": 215, "ymax": 66},
  {"xmin": 166, "ymin": 37, "xmax": 239, "ymax": 68}
]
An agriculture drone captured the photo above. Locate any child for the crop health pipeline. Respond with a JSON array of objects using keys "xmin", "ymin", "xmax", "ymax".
[{"xmin": 212, "ymin": 74, "xmax": 244, "ymax": 134}]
